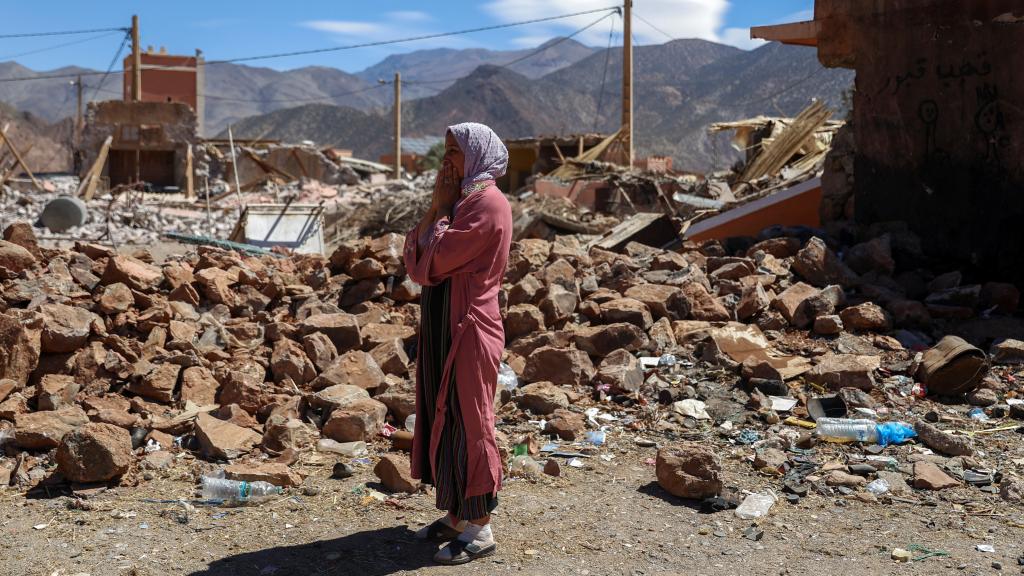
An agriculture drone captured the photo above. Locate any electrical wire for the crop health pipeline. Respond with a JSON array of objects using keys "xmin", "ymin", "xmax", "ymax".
[
  {"xmin": 0, "ymin": 27, "xmax": 128, "ymax": 40},
  {"xmin": 402, "ymin": 9, "xmax": 617, "ymax": 87},
  {"xmin": 633, "ymin": 10, "xmax": 676, "ymax": 42},
  {"xmin": 0, "ymin": 30, "xmax": 122, "ymax": 61},
  {"xmin": 90, "ymin": 31, "xmax": 130, "ymax": 102},
  {"xmin": 735, "ymin": 66, "xmax": 827, "ymax": 107},
  {"xmin": 593, "ymin": 14, "xmax": 617, "ymax": 131},
  {"xmin": 0, "ymin": 6, "xmax": 619, "ymax": 83}
]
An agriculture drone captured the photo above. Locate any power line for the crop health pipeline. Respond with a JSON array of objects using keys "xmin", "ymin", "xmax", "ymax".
[
  {"xmin": 0, "ymin": 27, "xmax": 128, "ymax": 40},
  {"xmin": 0, "ymin": 6, "xmax": 618, "ymax": 84},
  {"xmin": 736, "ymin": 67, "xmax": 827, "ymax": 107},
  {"xmin": 406, "ymin": 9, "xmax": 618, "ymax": 87},
  {"xmin": 633, "ymin": 10, "xmax": 675, "ymax": 42},
  {"xmin": 90, "ymin": 32, "xmax": 130, "ymax": 102},
  {"xmin": 0, "ymin": 30, "xmax": 122, "ymax": 61}
]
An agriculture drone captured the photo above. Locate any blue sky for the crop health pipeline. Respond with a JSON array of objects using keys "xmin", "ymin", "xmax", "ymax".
[{"xmin": 1, "ymin": 1, "xmax": 812, "ymax": 73}]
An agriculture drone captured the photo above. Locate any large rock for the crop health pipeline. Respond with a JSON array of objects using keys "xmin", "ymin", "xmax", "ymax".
[
  {"xmin": 180, "ymin": 366, "xmax": 219, "ymax": 406},
  {"xmin": 655, "ymin": 444, "xmax": 723, "ymax": 500},
  {"xmin": 322, "ymin": 398, "xmax": 387, "ymax": 442},
  {"xmin": 101, "ymin": 255, "xmax": 162, "ymax": 291},
  {"xmin": 572, "ymin": 323, "xmax": 648, "ymax": 357},
  {"xmin": 313, "ymin": 351, "xmax": 386, "ymax": 393},
  {"xmin": 194, "ymin": 412, "xmax": 261, "ymax": 460},
  {"xmin": 307, "ymin": 384, "xmax": 370, "ymax": 413},
  {"xmin": 374, "ymin": 454, "xmax": 419, "ymax": 493},
  {"xmin": 270, "ymin": 338, "xmax": 316, "ymax": 385},
  {"xmin": 300, "ymin": 313, "xmax": 362, "ymax": 352},
  {"xmin": 845, "ymin": 235, "xmax": 895, "ymax": 275},
  {"xmin": 97, "ymin": 282, "xmax": 135, "ymax": 314},
  {"xmin": 594, "ymin": 349, "xmax": 644, "ymax": 392},
  {"xmin": 523, "ymin": 346, "xmax": 595, "ymax": 386},
  {"xmin": 805, "ymin": 354, "xmax": 880, "ymax": 391},
  {"xmin": 793, "ymin": 285, "xmax": 845, "ymax": 328},
  {"xmin": 839, "ymin": 302, "xmax": 892, "ymax": 332},
  {"xmin": 624, "ymin": 284, "xmax": 688, "ymax": 320},
  {"xmin": 2, "ymin": 222, "xmax": 41, "ymax": 259},
  {"xmin": 792, "ymin": 237, "xmax": 859, "ymax": 288},
  {"xmin": 600, "ymin": 298, "xmax": 653, "ymax": 330},
  {"xmin": 515, "ymin": 381, "xmax": 570, "ymax": 415},
  {"xmin": 772, "ymin": 282, "xmax": 819, "ymax": 324},
  {"xmin": 0, "ymin": 240, "xmax": 36, "ymax": 273},
  {"xmin": 990, "ymin": 339, "xmax": 1024, "ymax": 365},
  {"xmin": 736, "ymin": 283, "xmax": 770, "ymax": 321},
  {"xmin": 545, "ymin": 408, "xmax": 586, "ymax": 441},
  {"xmin": 55, "ymin": 422, "xmax": 133, "ymax": 483},
  {"xmin": 302, "ymin": 332, "xmax": 338, "ymax": 372},
  {"xmin": 538, "ymin": 284, "xmax": 578, "ymax": 325},
  {"xmin": 0, "ymin": 312, "xmax": 41, "ymax": 387},
  {"xmin": 39, "ymin": 303, "xmax": 100, "ymax": 353},
  {"xmin": 262, "ymin": 416, "xmax": 318, "ymax": 455},
  {"xmin": 128, "ymin": 362, "xmax": 181, "ymax": 403},
  {"xmin": 225, "ymin": 462, "xmax": 303, "ymax": 487},
  {"xmin": 505, "ymin": 304, "xmax": 546, "ymax": 340},
  {"xmin": 913, "ymin": 461, "xmax": 958, "ymax": 490},
  {"xmin": 679, "ymin": 283, "xmax": 730, "ymax": 321},
  {"xmin": 914, "ymin": 421, "xmax": 973, "ymax": 456},
  {"xmin": 36, "ymin": 374, "xmax": 79, "ymax": 411},
  {"xmin": 14, "ymin": 406, "xmax": 89, "ymax": 449},
  {"xmin": 369, "ymin": 338, "xmax": 410, "ymax": 376}
]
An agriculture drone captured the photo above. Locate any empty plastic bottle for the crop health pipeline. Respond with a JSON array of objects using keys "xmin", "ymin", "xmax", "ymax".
[
  {"xmin": 497, "ymin": 362, "xmax": 519, "ymax": 392},
  {"xmin": 404, "ymin": 414, "xmax": 416, "ymax": 432},
  {"xmin": 815, "ymin": 418, "xmax": 916, "ymax": 446},
  {"xmin": 865, "ymin": 478, "xmax": 890, "ymax": 495},
  {"xmin": 201, "ymin": 477, "xmax": 282, "ymax": 503}
]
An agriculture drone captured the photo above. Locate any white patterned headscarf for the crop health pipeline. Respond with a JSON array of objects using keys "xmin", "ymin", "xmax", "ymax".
[{"xmin": 447, "ymin": 122, "xmax": 508, "ymax": 191}]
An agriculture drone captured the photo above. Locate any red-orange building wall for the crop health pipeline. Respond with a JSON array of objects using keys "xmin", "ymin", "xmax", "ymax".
[{"xmin": 122, "ymin": 53, "xmax": 198, "ymax": 110}]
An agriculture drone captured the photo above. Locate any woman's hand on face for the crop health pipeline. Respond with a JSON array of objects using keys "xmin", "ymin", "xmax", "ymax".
[{"xmin": 432, "ymin": 160, "xmax": 460, "ymax": 212}]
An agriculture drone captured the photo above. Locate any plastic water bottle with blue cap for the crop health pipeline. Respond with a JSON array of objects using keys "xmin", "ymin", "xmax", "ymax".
[
  {"xmin": 201, "ymin": 476, "xmax": 282, "ymax": 504},
  {"xmin": 815, "ymin": 418, "xmax": 916, "ymax": 446}
]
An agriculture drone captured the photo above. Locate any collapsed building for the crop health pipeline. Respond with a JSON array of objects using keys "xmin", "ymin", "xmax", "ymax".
[{"xmin": 754, "ymin": 0, "xmax": 1024, "ymax": 284}]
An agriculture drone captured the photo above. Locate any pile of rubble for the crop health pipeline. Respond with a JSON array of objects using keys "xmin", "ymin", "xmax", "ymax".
[{"xmin": 0, "ymin": 215, "xmax": 1021, "ymax": 519}]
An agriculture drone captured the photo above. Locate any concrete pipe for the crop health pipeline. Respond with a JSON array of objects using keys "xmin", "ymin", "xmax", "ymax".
[{"xmin": 39, "ymin": 196, "xmax": 88, "ymax": 233}]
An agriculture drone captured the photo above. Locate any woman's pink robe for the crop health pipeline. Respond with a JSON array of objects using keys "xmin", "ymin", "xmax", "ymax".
[{"xmin": 402, "ymin": 182, "xmax": 512, "ymax": 498}]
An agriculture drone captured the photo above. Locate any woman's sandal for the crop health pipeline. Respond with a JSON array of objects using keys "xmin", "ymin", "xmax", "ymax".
[
  {"xmin": 433, "ymin": 539, "xmax": 497, "ymax": 565},
  {"xmin": 414, "ymin": 518, "xmax": 462, "ymax": 542}
]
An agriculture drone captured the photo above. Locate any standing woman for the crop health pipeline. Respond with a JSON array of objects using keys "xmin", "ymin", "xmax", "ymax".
[{"xmin": 403, "ymin": 122, "xmax": 512, "ymax": 565}]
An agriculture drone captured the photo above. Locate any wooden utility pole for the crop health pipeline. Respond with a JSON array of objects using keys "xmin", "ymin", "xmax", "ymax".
[
  {"xmin": 74, "ymin": 75, "xmax": 83, "ymax": 144},
  {"xmin": 621, "ymin": 0, "xmax": 634, "ymax": 168},
  {"xmin": 393, "ymin": 72, "xmax": 401, "ymax": 180},
  {"xmin": 131, "ymin": 15, "xmax": 142, "ymax": 101}
]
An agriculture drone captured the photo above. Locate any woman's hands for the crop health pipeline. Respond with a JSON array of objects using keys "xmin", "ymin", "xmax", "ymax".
[{"xmin": 432, "ymin": 160, "xmax": 460, "ymax": 218}]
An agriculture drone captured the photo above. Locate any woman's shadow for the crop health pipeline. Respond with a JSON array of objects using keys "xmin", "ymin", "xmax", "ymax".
[{"xmin": 186, "ymin": 525, "xmax": 438, "ymax": 576}]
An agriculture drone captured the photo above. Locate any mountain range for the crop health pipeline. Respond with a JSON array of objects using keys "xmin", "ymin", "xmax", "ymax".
[
  {"xmin": 228, "ymin": 40, "xmax": 854, "ymax": 172},
  {"xmin": 0, "ymin": 37, "xmax": 853, "ymax": 173}
]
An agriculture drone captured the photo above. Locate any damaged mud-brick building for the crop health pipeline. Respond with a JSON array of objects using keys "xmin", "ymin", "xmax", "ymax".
[
  {"xmin": 79, "ymin": 47, "xmax": 202, "ymax": 191},
  {"xmin": 754, "ymin": 0, "xmax": 1024, "ymax": 284}
]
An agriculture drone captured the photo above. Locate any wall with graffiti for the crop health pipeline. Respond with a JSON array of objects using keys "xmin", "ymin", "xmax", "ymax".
[{"xmin": 850, "ymin": 6, "xmax": 1024, "ymax": 282}]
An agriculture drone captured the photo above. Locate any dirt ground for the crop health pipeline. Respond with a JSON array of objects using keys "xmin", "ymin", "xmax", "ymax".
[{"xmin": 3, "ymin": 429, "xmax": 1023, "ymax": 576}]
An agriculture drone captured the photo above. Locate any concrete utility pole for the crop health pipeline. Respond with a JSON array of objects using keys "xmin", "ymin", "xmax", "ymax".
[
  {"xmin": 131, "ymin": 15, "xmax": 142, "ymax": 101},
  {"xmin": 393, "ymin": 72, "xmax": 402, "ymax": 180},
  {"xmin": 621, "ymin": 0, "xmax": 633, "ymax": 168}
]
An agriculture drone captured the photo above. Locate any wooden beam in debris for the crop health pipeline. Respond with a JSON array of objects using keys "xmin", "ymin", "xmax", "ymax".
[
  {"xmin": 243, "ymin": 148, "xmax": 296, "ymax": 182},
  {"xmin": 589, "ymin": 212, "xmax": 680, "ymax": 252},
  {"xmin": 0, "ymin": 126, "xmax": 42, "ymax": 191},
  {"xmin": 185, "ymin": 144, "xmax": 195, "ymax": 199},
  {"xmin": 77, "ymin": 135, "xmax": 113, "ymax": 200},
  {"xmin": 740, "ymin": 100, "xmax": 832, "ymax": 183}
]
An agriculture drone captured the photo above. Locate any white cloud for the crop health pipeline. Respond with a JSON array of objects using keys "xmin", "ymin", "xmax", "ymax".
[
  {"xmin": 719, "ymin": 27, "xmax": 766, "ymax": 50},
  {"xmin": 779, "ymin": 8, "xmax": 814, "ymax": 23},
  {"xmin": 387, "ymin": 11, "xmax": 432, "ymax": 22},
  {"xmin": 510, "ymin": 35, "xmax": 558, "ymax": 48},
  {"xmin": 303, "ymin": 20, "xmax": 384, "ymax": 36},
  {"xmin": 484, "ymin": 0, "xmax": 728, "ymax": 45}
]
